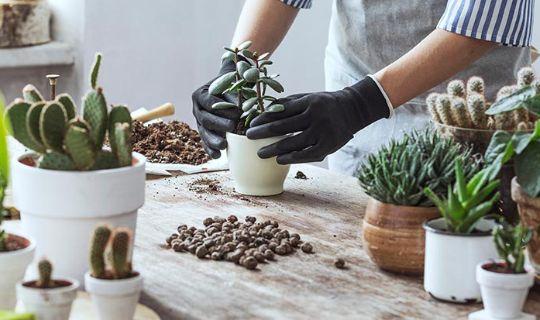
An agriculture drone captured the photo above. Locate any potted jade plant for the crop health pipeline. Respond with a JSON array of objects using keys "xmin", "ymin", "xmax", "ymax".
[
  {"xmin": 210, "ymin": 40, "xmax": 289, "ymax": 196},
  {"xmin": 0, "ymin": 95, "xmax": 36, "ymax": 310},
  {"xmin": 85, "ymin": 226, "xmax": 143, "ymax": 320},
  {"xmin": 5, "ymin": 53, "xmax": 146, "ymax": 285},
  {"xmin": 17, "ymin": 258, "xmax": 79, "ymax": 320},
  {"xmin": 423, "ymin": 159, "xmax": 500, "ymax": 303},
  {"xmin": 357, "ymin": 129, "xmax": 479, "ymax": 274},
  {"xmin": 470, "ymin": 224, "xmax": 535, "ymax": 320}
]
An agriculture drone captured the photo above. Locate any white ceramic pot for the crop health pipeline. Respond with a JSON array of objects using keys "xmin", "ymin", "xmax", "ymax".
[
  {"xmin": 423, "ymin": 217, "xmax": 498, "ymax": 303},
  {"xmin": 12, "ymin": 152, "xmax": 146, "ymax": 286},
  {"xmin": 85, "ymin": 272, "xmax": 143, "ymax": 320},
  {"xmin": 17, "ymin": 279, "xmax": 79, "ymax": 320},
  {"xmin": 226, "ymin": 132, "xmax": 290, "ymax": 196},
  {"xmin": 476, "ymin": 261, "xmax": 535, "ymax": 319},
  {"xmin": 0, "ymin": 234, "xmax": 35, "ymax": 309}
]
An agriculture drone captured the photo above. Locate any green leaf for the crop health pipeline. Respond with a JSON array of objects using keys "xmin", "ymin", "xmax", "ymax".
[
  {"xmin": 265, "ymin": 104, "xmax": 284, "ymax": 113},
  {"xmin": 221, "ymin": 51, "xmax": 235, "ymax": 62},
  {"xmin": 243, "ymin": 68, "xmax": 260, "ymax": 82},
  {"xmin": 242, "ymin": 88, "xmax": 257, "ymax": 99},
  {"xmin": 258, "ymin": 52, "xmax": 270, "ymax": 60},
  {"xmin": 242, "ymin": 97, "xmax": 258, "ymax": 112},
  {"xmin": 464, "ymin": 180, "xmax": 500, "ymax": 211},
  {"xmin": 241, "ymin": 50, "xmax": 255, "ymax": 60},
  {"xmin": 513, "ymin": 132, "xmax": 533, "ymax": 154},
  {"xmin": 237, "ymin": 61, "xmax": 251, "ymax": 76},
  {"xmin": 209, "ymin": 72, "xmax": 236, "ymax": 95},
  {"xmin": 260, "ymin": 60, "xmax": 273, "ymax": 67},
  {"xmin": 237, "ymin": 40, "xmax": 252, "ymax": 51},
  {"xmin": 224, "ymin": 47, "xmax": 236, "ymax": 53},
  {"xmin": 525, "ymin": 95, "xmax": 540, "ymax": 116},
  {"xmin": 224, "ymin": 79, "xmax": 246, "ymax": 93},
  {"xmin": 515, "ymin": 140, "xmax": 540, "ymax": 197},
  {"xmin": 458, "ymin": 195, "xmax": 499, "ymax": 234},
  {"xmin": 455, "ymin": 159, "xmax": 467, "ymax": 203},
  {"xmin": 260, "ymin": 77, "xmax": 284, "ymax": 93},
  {"xmin": 212, "ymin": 102, "xmax": 237, "ymax": 110},
  {"xmin": 485, "ymin": 131, "xmax": 511, "ymax": 163},
  {"xmin": 486, "ymin": 86, "xmax": 536, "ymax": 115},
  {"xmin": 90, "ymin": 53, "xmax": 102, "ymax": 89}
]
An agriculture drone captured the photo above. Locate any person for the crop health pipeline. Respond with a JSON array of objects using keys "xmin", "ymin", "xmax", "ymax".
[{"xmin": 192, "ymin": 0, "xmax": 533, "ymax": 175}]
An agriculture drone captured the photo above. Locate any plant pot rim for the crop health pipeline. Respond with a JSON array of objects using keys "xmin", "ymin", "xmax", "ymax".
[
  {"xmin": 15, "ymin": 152, "xmax": 146, "ymax": 175},
  {"xmin": 479, "ymin": 260, "xmax": 535, "ymax": 277},
  {"xmin": 366, "ymin": 197, "xmax": 439, "ymax": 212},
  {"xmin": 0, "ymin": 232, "xmax": 35, "ymax": 257},
  {"xmin": 433, "ymin": 121, "xmax": 533, "ymax": 134},
  {"xmin": 85, "ymin": 271, "xmax": 141, "ymax": 284},
  {"xmin": 19, "ymin": 278, "xmax": 79, "ymax": 293},
  {"xmin": 423, "ymin": 217, "xmax": 494, "ymax": 237}
]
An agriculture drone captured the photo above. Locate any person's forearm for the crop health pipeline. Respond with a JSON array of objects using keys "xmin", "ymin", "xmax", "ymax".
[
  {"xmin": 375, "ymin": 29, "xmax": 497, "ymax": 108},
  {"xmin": 231, "ymin": 0, "xmax": 298, "ymax": 55}
]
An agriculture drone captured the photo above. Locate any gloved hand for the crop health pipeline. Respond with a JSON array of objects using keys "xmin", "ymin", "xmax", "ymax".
[
  {"xmin": 192, "ymin": 60, "xmax": 241, "ymax": 159},
  {"xmin": 246, "ymin": 76, "xmax": 391, "ymax": 164}
]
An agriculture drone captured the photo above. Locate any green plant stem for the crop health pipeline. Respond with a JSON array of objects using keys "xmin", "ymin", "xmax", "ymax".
[
  {"xmin": 254, "ymin": 58, "xmax": 264, "ymax": 113},
  {"xmin": 233, "ymin": 50, "xmax": 243, "ymax": 110}
]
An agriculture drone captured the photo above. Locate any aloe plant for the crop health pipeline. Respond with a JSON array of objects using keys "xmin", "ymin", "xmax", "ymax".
[
  {"xmin": 0, "ymin": 94, "xmax": 8, "ymax": 251},
  {"xmin": 4, "ymin": 53, "xmax": 132, "ymax": 171},
  {"xmin": 210, "ymin": 40, "xmax": 284, "ymax": 132},
  {"xmin": 493, "ymin": 224, "xmax": 533, "ymax": 273},
  {"xmin": 424, "ymin": 158, "xmax": 501, "ymax": 234}
]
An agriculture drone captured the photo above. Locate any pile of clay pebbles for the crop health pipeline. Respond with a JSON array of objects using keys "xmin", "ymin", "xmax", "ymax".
[{"xmin": 165, "ymin": 215, "xmax": 314, "ymax": 270}]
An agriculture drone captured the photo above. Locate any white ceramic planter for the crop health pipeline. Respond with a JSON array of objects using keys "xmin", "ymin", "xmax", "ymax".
[
  {"xmin": 85, "ymin": 272, "xmax": 143, "ymax": 320},
  {"xmin": 226, "ymin": 132, "xmax": 290, "ymax": 196},
  {"xmin": 17, "ymin": 279, "xmax": 79, "ymax": 320},
  {"xmin": 12, "ymin": 152, "xmax": 146, "ymax": 286},
  {"xmin": 475, "ymin": 261, "xmax": 535, "ymax": 319},
  {"xmin": 423, "ymin": 217, "xmax": 498, "ymax": 303},
  {"xmin": 0, "ymin": 234, "xmax": 35, "ymax": 309}
]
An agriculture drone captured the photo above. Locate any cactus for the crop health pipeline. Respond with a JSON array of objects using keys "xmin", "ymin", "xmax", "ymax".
[
  {"xmin": 90, "ymin": 53, "xmax": 102, "ymax": 90},
  {"xmin": 426, "ymin": 93, "xmax": 441, "ymax": 123},
  {"xmin": 110, "ymin": 228, "xmax": 132, "ymax": 279},
  {"xmin": 83, "ymin": 89, "xmax": 108, "ymax": 150},
  {"xmin": 447, "ymin": 79, "xmax": 465, "ymax": 97},
  {"xmin": 22, "ymin": 84, "xmax": 44, "ymax": 103},
  {"xmin": 26, "ymin": 102, "xmax": 46, "ymax": 148},
  {"xmin": 517, "ymin": 122, "xmax": 529, "ymax": 131},
  {"xmin": 39, "ymin": 152, "xmax": 76, "ymax": 170},
  {"xmin": 108, "ymin": 105, "xmax": 132, "ymax": 154},
  {"xmin": 496, "ymin": 85, "xmax": 518, "ymax": 101},
  {"xmin": 39, "ymin": 102, "xmax": 67, "ymax": 153},
  {"xmin": 36, "ymin": 258, "xmax": 53, "ymax": 288},
  {"xmin": 91, "ymin": 151, "xmax": 120, "ymax": 170},
  {"xmin": 494, "ymin": 112, "xmax": 514, "ymax": 130},
  {"xmin": 466, "ymin": 93, "xmax": 487, "ymax": 129},
  {"xmin": 114, "ymin": 123, "xmax": 132, "ymax": 167},
  {"xmin": 513, "ymin": 107, "xmax": 529, "ymax": 126},
  {"xmin": 56, "ymin": 93, "xmax": 77, "ymax": 120},
  {"xmin": 466, "ymin": 76, "xmax": 485, "ymax": 96},
  {"xmin": 436, "ymin": 94, "xmax": 454, "ymax": 126},
  {"xmin": 64, "ymin": 125, "xmax": 96, "ymax": 170},
  {"xmin": 450, "ymin": 97, "xmax": 472, "ymax": 128},
  {"xmin": 90, "ymin": 225, "xmax": 112, "ymax": 279},
  {"xmin": 517, "ymin": 67, "xmax": 535, "ymax": 88}
]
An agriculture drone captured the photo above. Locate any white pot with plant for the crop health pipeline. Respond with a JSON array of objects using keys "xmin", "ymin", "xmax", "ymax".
[
  {"xmin": 423, "ymin": 159, "xmax": 500, "ymax": 303},
  {"xmin": 85, "ymin": 226, "xmax": 143, "ymax": 320},
  {"xmin": 0, "ymin": 98, "xmax": 36, "ymax": 310},
  {"xmin": 209, "ymin": 41, "xmax": 290, "ymax": 196},
  {"xmin": 17, "ymin": 258, "xmax": 78, "ymax": 320},
  {"xmin": 5, "ymin": 53, "xmax": 146, "ymax": 285},
  {"xmin": 469, "ymin": 224, "xmax": 535, "ymax": 320}
]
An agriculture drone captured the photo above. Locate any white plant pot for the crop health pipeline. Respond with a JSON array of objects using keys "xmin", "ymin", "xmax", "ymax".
[
  {"xmin": 226, "ymin": 132, "xmax": 290, "ymax": 196},
  {"xmin": 423, "ymin": 217, "xmax": 498, "ymax": 303},
  {"xmin": 476, "ymin": 261, "xmax": 535, "ymax": 319},
  {"xmin": 12, "ymin": 152, "xmax": 146, "ymax": 286},
  {"xmin": 17, "ymin": 279, "xmax": 79, "ymax": 320},
  {"xmin": 0, "ymin": 234, "xmax": 35, "ymax": 309},
  {"xmin": 85, "ymin": 272, "xmax": 143, "ymax": 320}
]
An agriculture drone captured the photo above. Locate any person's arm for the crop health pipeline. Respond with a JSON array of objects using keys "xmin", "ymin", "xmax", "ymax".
[{"xmin": 375, "ymin": 29, "xmax": 496, "ymax": 108}]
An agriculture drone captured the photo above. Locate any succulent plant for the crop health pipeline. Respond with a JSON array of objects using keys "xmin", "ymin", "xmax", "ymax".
[
  {"xmin": 357, "ymin": 129, "xmax": 480, "ymax": 207},
  {"xmin": 517, "ymin": 67, "xmax": 535, "ymax": 88},
  {"xmin": 467, "ymin": 93, "xmax": 488, "ymax": 128},
  {"xmin": 467, "ymin": 76, "xmax": 485, "ymax": 96},
  {"xmin": 0, "ymin": 95, "xmax": 8, "ymax": 252},
  {"xmin": 36, "ymin": 258, "xmax": 53, "ymax": 288},
  {"xmin": 210, "ymin": 40, "xmax": 284, "ymax": 132},
  {"xmin": 493, "ymin": 224, "xmax": 533, "ymax": 273},
  {"xmin": 89, "ymin": 225, "xmax": 134, "ymax": 280},
  {"xmin": 424, "ymin": 158, "xmax": 501, "ymax": 234},
  {"xmin": 435, "ymin": 94, "xmax": 455, "ymax": 126},
  {"xmin": 426, "ymin": 93, "xmax": 441, "ymax": 123},
  {"xmin": 5, "ymin": 53, "xmax": 133, "ymax": 171},
  {"xmin": 450, "ymin": 97, "xmax": 472, "ymax": 128},
  {"xmin": 447, "ymin": 79, "xmax": 466, "ymax": 98}
]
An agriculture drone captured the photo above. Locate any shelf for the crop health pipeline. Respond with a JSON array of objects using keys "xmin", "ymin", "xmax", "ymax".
[{"xmin": 0, "ymin": 41, "xmax": 75, "ymax": 69}]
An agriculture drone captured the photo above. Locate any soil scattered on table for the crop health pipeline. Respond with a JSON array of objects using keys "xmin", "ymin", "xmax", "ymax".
[
  {"xmin": 334, "ymin": 258, "xmax": 347, "ymax": 269},
  {"xmin": 165, "ymin": 215, "xmax": 314, "ymax": 270},
  {"xmin": 295, "ymin": 171, "xmax": 308, "ymax": 180},
  {"xmin": 132, "ymin": 120, "xmax": 210, "ymax": 165},
  {"xmin": 188, "ymin": 178, "xmax": 222, "ymax": 194}
]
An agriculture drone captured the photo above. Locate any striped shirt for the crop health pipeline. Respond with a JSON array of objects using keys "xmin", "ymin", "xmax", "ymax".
[{"xmin": 281, "ymin": 0, "xmax": 534, "ymax": 47}]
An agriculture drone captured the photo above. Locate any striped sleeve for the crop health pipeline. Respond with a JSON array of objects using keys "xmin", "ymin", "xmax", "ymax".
[
  {"xmin": 280, "ymin": 0, "xmax": 312, "ymax": 9},
  {"xmin": 437, "ymin": 0, "xmax": 535, "ymax": 47}
]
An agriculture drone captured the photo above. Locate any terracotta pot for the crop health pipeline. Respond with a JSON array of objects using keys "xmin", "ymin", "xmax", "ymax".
[
  {"xmin": 511, "ymin": 177, "xmax": 540, "ymax": 274},
  {"xmin": 362, "ymin": 198, "xmax": 440, "ymax": 275}
]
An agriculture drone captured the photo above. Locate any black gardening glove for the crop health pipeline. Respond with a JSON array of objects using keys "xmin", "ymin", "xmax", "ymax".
[
  {"xmin": 192, "ymin": 60, "xmax": 241, "ymax": 159},
  {"xmin": 246, "ymin": 76, "xmax": 391, "ymax": 164}
]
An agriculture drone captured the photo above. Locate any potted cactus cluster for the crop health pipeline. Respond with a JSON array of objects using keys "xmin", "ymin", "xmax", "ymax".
[
  {"xmin": 5, "ymin": 53, "xmax": 146, "ymax": 285},
  {"xmin": 210, "ymin": 40, "xmax": 289, "ymax": 196},
  {"xmin": 0, "ymin": 96, "xmax": 36, "ymax": 310},
  {"xmin": 85, "ymin": 226, "xmax": 143, "ymax": 320},
  {"xmin": 357, "ymin": 129, "xmax": 479, "ymax": 274}
]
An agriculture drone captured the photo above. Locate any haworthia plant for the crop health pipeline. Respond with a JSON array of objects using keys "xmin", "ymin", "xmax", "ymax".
[{"xmin": 4, "ymin": 53, "xmax": 133, "ymax": 171}]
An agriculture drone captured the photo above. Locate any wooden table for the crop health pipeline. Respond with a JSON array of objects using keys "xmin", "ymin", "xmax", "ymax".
[{"xmin": 135, "ymin": 164, "xmax": 540, "ymax": 320}]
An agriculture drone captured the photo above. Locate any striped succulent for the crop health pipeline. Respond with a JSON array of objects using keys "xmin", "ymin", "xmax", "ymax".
[
  {"xmin": 5, "ymin": 53, "xmax": 132, "ymax": 171},
  {"xmin": 357, "ymin": 129, "xmax": 480, "ymax": 207}
]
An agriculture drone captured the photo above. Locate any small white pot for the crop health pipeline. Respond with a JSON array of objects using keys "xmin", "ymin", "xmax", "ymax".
[
  {"xmin": 476, "ymin": 261, "xmax": 535, "ymax": 319},
  {"xmin": 12, "ymin": 152, "xmax": 146, "ymax": 286},
  {"xmin": 423, "ymin": 217, "xmax": 498, "ymax": 303},
  {"xmin": 226, "ymin": 132, "xmax": 290, "ymax": 196},
  {"xmin": 0, "ymin": 234, "xmax": 35, "ymax": 310},
  {"xmin": 85, "ymin": 272, "xmax": 143, "ymax": 320},
  {"xmin": 17, "ymin": 279, "xmax": 79, "ymax": 320}
]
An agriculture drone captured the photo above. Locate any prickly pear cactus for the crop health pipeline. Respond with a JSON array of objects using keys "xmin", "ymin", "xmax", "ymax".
[
  {"xmin": 37, "ymin": 259, "xmax": 53, "ymax": 288},
  {"xmin": 90, "ymin": 53, "xmax": 102, "ymax": 90},
  {"xmin": 90, "ymin": 225, "xmax": 112, "ymax": 279},
  {"xmin": 436, "ymin": 94, "xmax": 454, "ymax": 126},
  {"xmin": 56, "ymin": 93, "xmax": 77, "ymax": 120},
  {"xmin": 39, "ymin": 152, "xmax": 76, "ymax": 170},
  {"xmin": 26, "ymin": 102, "xmax": 46, "ymax": 148},
  {"xmin": 108, "ymin": 105, "xmax": 132, "ymax": 154},
  {"xmin": 22, "ymin": 84, "xmax": 44, "ymax": 103},
  {"xmin": 39, "ymin": 102, "xmax": 67, "ymax": 153},
  {"xmin": 83, "ymin": 89, "xmax": 108, "ymax": 150},
  {"xmin": 91, "ymin": 151, "xmax": 120, "ymax": 170},
  {"xmin": 5, "ymin": 101, "xmax": 45, "ymax": 152},
  {"xmin": 64, "ymin": 125, "xmax": 96, "ymax": 170},
  {"xmin": 110, "ymin": 228, "xmax": 132, "ymax": 279},
  {"xmin": 113, "ymin": 123, "xmax": 132, "ymax": 167},
  {"xmin": 447, "ymin": 80, "xmax": 466, "ymax": 98}
]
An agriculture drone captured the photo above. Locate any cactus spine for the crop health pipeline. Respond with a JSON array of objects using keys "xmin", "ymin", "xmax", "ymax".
[
  {"xmin": 90, "ymin": 225, "xmax": 112, "ymax": 279},
  {"xmin": 436, "ymin": 94, "xmax": 454, "ymax": 126},
  {"xmin": 447, "ymin": 80, "xmax": 466, "ymax": 98},
  {"xmin": 37, "ymin": 258, "xmax": 53, "ymax": 288},
  {"xmin": 426, "ymin": 93, "xmax": 441, "ymax": 123},
  {"xmin": 466, "ymin": 93, "xmax": 487, "ymax": 129},
  {"xmin": 450, "ymin": 97, "xmax": 472, "ymax": 128},
  {"xmin": 466, "ymin": 76, "xmax": 485, "ymax": 96},
  {"xmin": 517, "ymin": 67, "xmax": 535, "ymax": 88},
  {"xmin": 89, "ymin": 225, "xmax": 135, "ymax": 280},
  {"xmin": 111, "ymin": 228, "xmax": 132, "ymax": 279}
]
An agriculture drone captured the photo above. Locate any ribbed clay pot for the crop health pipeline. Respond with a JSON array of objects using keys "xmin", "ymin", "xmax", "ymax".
[{"xmin": 362, "ymin": 198, "xmax": 440, "ymax": 275}]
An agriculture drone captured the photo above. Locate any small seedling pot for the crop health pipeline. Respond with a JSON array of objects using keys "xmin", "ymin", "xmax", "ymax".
[
  {"xmin": 474, "ymin": 261, "xmax": 535, "ymax": 319},
  {"xmin": 226, "ymin": 132, "xmax": 290, "ymax": 196},
  {"xmin": 362, "ymin": 198, "xmax": 439, "ymax": 275},
  {"xmin": 12, "ymin": 152, "xmax": 146, "ymax": 286},
  {"xmin": 0, "ymin": 233, "xmax": 35, "ymax": 309},
  {"xmin": 85, "ymin": 272, "xmax": 143, "ymax": 320},
  {"xmin": 423, "ymin": 217, "xmax": 498, "ymax": 303},
  {"xmin": 17, "ymin": 278, "xmax": 79, "ymax": 320}
]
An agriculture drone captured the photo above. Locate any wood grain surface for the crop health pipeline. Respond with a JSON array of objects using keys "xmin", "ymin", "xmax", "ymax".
[{"xmin": 135, "ymin": 164, "xmax": 540, "ymax": 320}]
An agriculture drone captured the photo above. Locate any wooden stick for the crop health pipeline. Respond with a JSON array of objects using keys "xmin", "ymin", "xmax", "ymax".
[{"xmin": 133, "ymin": 102, "xmax": 175, "ymax": 123}]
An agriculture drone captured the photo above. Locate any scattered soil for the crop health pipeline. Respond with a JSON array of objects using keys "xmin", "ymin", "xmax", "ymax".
[
  {"xmin": 482, "ymin": 262, "xmax": 523, "ymax": 274},
  {"xmin": 23, "ymin": 279, "xmax": 73, "ymax": 289},
  {"xmin": 188, "ymin": 178, "xmax": 222, "ymax": 194},
  {"xmin": 1, "ymin": 234, "xmax": 29, "ymax": 252},
  {"xmin": 334, "ymin": 258, "xmax": 347, "ymax": 269},
  {"xmin": 132, "ymin": 120, "xmax": 210, "ymax": 165},
  {"xmin": 295, "ymin": 171, "xmax": 308, "ymax": 180}
]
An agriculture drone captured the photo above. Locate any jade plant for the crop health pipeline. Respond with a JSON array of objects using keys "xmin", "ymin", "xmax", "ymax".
[
  {"xmin": 5, "ymin": 53, "xmax": 133, "ymax": 171},
  {"xmin": 492, "ymin": 224, "xmax": 533, "ymax": 273},
  {"xmin": 209, "ymin": 40, "xmax": 284, "ymax": 133},
  {"xmin": 424, "ymin": 158, "xmax": 501, "ymax": 233},
  {"xmin": 357, "ymin": 129, "xmax": 480, "ymax": 206},
  {"xmin": 90, "ymin": 225, "xmax": 134, "ymax": 280},
  {"xmin": 0, "ymin": 94, "xmax": 7, "ymax": 251}
]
